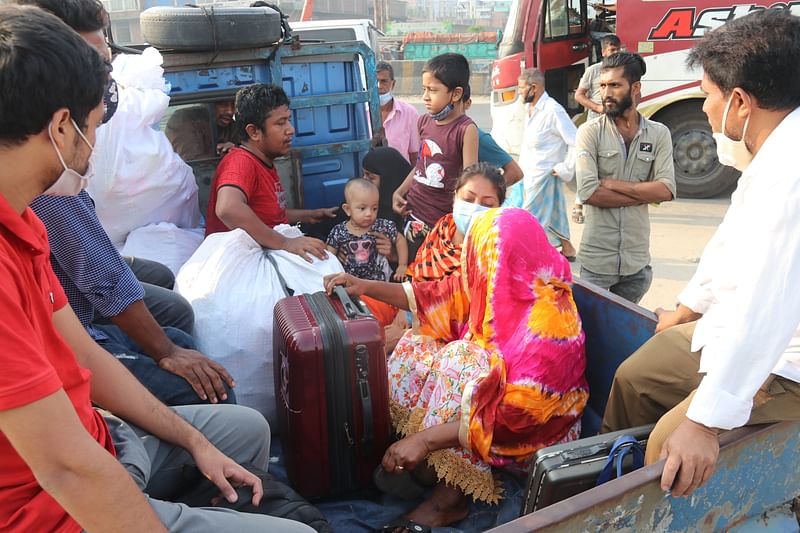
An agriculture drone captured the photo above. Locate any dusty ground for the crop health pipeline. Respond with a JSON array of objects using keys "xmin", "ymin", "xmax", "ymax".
[{"xmin": 563, "ymin": 187, "xmax": 732, "ymax": 312}]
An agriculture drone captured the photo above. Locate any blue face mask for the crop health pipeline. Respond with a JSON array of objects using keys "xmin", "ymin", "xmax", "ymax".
[
  {"xmin": 453, "ymin": 199, "xmax": 490, "ymax": 235},
  {"xmin": 379, "ymin": 92, "xmax": 393, "ymax": 106},
  {"xmin": 429, "ymin": 103, "xmax": 454, "ymax": 121}
]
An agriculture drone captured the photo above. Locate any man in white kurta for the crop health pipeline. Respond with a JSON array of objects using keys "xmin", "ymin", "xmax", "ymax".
[
  {"xmin": 601, "ymin": 8, "xmax": 800, "ymax": 500},
  {"xmin": 517, "ymin": 69, "xmax": 577, "ymax": 258}
]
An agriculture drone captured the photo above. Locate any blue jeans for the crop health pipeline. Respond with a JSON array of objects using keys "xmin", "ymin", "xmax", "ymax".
[
  {"xmin": 579, "ymin": 265, "xmax": 653, "ymax": 304},
  {"xmin": 95, "ymin": 324, "xmax": 236, "ymax": 406}
]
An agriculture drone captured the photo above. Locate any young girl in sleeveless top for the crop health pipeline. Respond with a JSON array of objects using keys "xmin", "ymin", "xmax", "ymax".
[{"xmin": 391, "ymin": 53, "xmax": 479, "ymax": 260}]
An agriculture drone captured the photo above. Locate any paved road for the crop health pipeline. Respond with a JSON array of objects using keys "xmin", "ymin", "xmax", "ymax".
[{"xmin": 564, "ymin": 189, "xmax": 730, "ymax": 312}]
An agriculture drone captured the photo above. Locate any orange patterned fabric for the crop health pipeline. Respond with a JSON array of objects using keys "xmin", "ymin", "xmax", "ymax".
[
  {"xmin": 409, "ymin": 208, "xmax": 588, "ymax": 465},
  {"xmin": 407, "ymin": 214, "xmax": 463, "ymax": 282},
  {"xmin": 361, "ymin": 295, "xmax": 398, "ymax": 327}
]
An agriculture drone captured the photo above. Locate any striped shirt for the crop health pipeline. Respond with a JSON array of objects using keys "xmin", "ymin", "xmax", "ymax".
[{"xmin": 30, "ymin": 190, "xmax": 144, "ymax": 340}]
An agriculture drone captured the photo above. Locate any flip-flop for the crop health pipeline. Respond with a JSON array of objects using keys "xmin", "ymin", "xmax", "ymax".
[
  {"xmin": 375, "ymin": 517, "xmax": 431, "ymax": 533},
  {"xmin": 373, "ymin": 465, "xmax": 425, "ymax": 500}
]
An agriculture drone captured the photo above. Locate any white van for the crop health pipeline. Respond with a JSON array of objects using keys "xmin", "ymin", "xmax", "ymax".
[{"xmin": 289, "ymin": 19, "xmax": 382, "ymax": 51}]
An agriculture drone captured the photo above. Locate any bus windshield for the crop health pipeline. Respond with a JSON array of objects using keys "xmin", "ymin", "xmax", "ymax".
[{"xmin": 498, "ymin": 0, "xmax": 525, "ymax": 58}]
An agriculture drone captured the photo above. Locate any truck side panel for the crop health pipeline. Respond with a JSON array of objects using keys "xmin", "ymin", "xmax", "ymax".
[
  {"xmin": 281, "ymin": 59, "xmax": 371, "ymax": 209},
  {"xmin": 488, "ymin": 421, "xmax": 800, "ymax": 533},
  {"xmin": 161, "ymin": 41, "xmax": 379, "ymax": 214}
]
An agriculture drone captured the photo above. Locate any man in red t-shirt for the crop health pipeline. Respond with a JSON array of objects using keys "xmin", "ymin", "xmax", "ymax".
[
  {"xmin": 0, "ymin": 7, "xmax": 313, "ymax": 533},
  {"xmin": 205, "ymin": 84, "xmax": 339, "ymax": 262}
]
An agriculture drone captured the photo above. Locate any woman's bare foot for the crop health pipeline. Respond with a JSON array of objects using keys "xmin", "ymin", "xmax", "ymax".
[{"xmin": 393, "ymin": 482, "xmax": 468, "ymax": 532}]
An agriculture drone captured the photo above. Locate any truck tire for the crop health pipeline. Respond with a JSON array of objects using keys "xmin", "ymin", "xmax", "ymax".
[
  {"xmin": 140, "ymin": 6, "xmax": 282, "ymax": 52},
  {"xmin": 655, "ymin": 101, "xmax": 739, "ymax": 198}
]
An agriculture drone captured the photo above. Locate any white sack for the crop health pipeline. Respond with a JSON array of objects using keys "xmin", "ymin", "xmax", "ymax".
[
  {"xmin": 268, "ymin": 224, "xmax": 345, "ymax": 293},
  {"xmin": 175, "ymin": 227, "xmax": 343, "ymax": 427},
  {"xmin": 88, "ymin": 47, "xmax": 200, "ymax": 246},
  {"xmin": 121, "ymin": 223, "xmax": 204, "ymax": 275}
]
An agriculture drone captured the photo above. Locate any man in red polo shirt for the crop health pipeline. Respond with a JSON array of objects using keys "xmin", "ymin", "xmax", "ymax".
[
  {"xmin": 0, "ymin": 6, "xmax": 312, "ymax": 532},
  {"xmin": 205, "ymin": 84, "xmax": 339, "ymax": 262}
]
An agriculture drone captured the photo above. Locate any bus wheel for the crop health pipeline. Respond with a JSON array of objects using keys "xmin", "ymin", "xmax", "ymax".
[{"xmin": 656, "ymin": 101, "xmax": 739, "ymax": 199}]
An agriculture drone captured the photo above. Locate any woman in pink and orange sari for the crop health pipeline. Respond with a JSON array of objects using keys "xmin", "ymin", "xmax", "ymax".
[{"xmin": 323, "ymin": 207, "xmax": 588, "ymax": 532}]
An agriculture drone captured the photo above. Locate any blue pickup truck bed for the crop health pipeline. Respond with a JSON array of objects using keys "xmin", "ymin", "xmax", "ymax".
[
  {"xmin": 262, "ymin": 280, "xmax": 659, "ymax": 532},
  {"xmin": 158, "ymin": 38, "xmax": 800, "ymax": 532}
]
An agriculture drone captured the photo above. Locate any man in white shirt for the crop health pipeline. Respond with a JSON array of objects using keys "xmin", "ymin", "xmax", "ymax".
[
  {"xmin": 518, "ymin": 68, "xmax": 578, "ymax": 259},
  {"xmin": 375, "ymin": 62, "xmax": 420, "ymax": 164},
  {"xmin": 602, "ymin": 8, "xmax": 800, "ymax": 498}
]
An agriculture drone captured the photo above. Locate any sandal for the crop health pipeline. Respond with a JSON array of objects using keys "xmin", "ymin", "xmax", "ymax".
[
  {"xmin": 373, "ymin": 465, "xmax": 425, "ymax": 500},
  {"xmin": 375, "ymin": 517, "xmax": 431, "ymax": 533}
]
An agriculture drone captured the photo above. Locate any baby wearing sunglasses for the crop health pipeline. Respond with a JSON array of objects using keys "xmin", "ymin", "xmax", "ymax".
[{"xmin": 326, "ymin": 178, "xmax": 408, "ymax": 281}]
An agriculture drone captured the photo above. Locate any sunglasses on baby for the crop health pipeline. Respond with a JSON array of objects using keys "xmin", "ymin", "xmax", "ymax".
[{"xmin": 348, "ymin": 240, "xmax": 373, "ymax": 253}]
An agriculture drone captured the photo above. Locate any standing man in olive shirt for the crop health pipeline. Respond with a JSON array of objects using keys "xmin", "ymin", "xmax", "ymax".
[{"xmin": 576, "ymin": 52, "xmax": 676, "ymax": 304}]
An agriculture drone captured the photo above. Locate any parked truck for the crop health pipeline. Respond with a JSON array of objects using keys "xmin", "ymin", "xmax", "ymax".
[
  {"xmin": 489, "ymin": 0, "xmax": 800, "ymax": 198},
  {"xmin": 138, "ymin": 6, "xmax": 380, "ymax": 214}
]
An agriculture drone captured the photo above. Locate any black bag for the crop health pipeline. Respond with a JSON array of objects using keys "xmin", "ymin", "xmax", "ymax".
[
  {"xmin": 521, "ymin": 424, "xmax": 654, "ymax": 515},
  {"xmin": 174, "ymin": 463, "xmax": 333, "ymax": 533}
]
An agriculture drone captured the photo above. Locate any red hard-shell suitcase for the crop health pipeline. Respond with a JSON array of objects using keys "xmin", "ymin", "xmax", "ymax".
[{"xmin": 273, "ymin": 286, "xmax": 390, "ymax": 500}]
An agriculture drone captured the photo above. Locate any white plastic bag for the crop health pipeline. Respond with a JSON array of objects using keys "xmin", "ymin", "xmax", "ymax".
[
  {"xmin": 88, "ymin": 47, "xmax": 200, "ymax": 246},
  {"xmin": 121, "ymin": 223, "xmax": 204, "ymax": 275},
  {"xmin": 268, "ymin": 224, "xmax": 345, "ymax": 293},
  {"xmin": 175, "ymin": 227, "xmax": 343, "ymax": 427}
]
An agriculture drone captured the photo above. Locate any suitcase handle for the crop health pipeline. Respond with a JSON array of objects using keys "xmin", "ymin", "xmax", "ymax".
[
  {"xmin": 354, "ymin": 344, "xmax": 374, "ymax": 456},
  {"xmin": 333, "ymin": 286, "xmax": 371, "ymax": 319},
  {"xmin": 561, "ymin": 444, "xmax": 607, "ymax": 461}
]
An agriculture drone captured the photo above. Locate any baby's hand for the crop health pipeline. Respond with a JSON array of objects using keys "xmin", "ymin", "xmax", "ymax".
[{"xmin": 393, "ymin": 265, "xmax": 408, "ymax": 282}]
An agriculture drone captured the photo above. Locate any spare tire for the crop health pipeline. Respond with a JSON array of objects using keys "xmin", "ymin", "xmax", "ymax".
[{"xmin": 140, "ymin": 6, "xmax": 282, "ymax": 52}]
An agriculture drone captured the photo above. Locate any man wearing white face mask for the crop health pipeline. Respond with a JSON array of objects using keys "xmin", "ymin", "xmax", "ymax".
[
  {"xmin": 375, "ymin": 62, "xmax": 420, "ymax": 164},
  {"xmin": 25, "ymin": 0, "xmax": 237, "ymax": 408},
  {"xmin": 45, "ymin": 119, "xmax": 96, "ymax": 195},
  {"xmin": 0, "ymin": 10, "xmax": 318, "ymax": 533},
  {"xmin": 601, "ymin": 8, "xmax": 800, "ymax": 499}
]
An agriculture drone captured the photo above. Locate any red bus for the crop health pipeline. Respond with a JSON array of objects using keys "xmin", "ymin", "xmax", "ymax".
[{"xmin": 489, "ymin": 0, "xmax": 800, "ymax": 197}]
